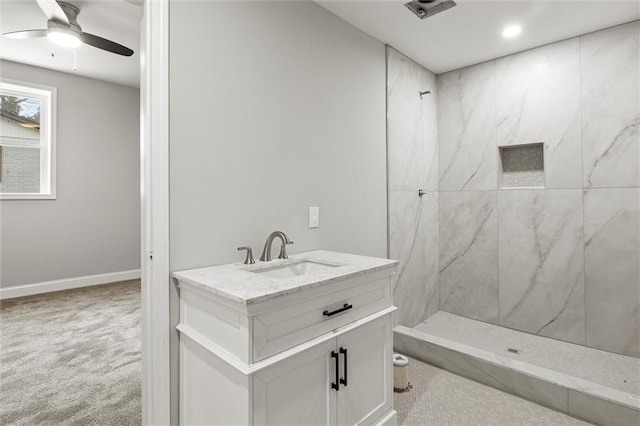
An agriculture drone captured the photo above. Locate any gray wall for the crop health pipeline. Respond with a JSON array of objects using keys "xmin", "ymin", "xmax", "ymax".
[
  {"xmin": 0, "ymin": 60, "xmax": 141, "ymax": 287},
  {"xmin": 386, "ymin": 47, "xmax": 439, "ymax": 327},
  {"xmin": 169, "ymin": 2, "xmax": 387, "ymax": 422},
  {"xmin": 169, "ymin": 1, "xmax": 387, "ymax": 272},
  {"xmin": 436, "ymin": 21, "xmax": 639, "ymax": 357}
]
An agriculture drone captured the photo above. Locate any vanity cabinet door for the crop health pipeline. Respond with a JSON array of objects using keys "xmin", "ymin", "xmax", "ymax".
[
  {"xmin": 335, "ymin": 315, "xmax": 392, "ymax": 426},
  {"xmin": 252, "ymin": 313, "xmax": 393, "ymax": 426},
  {"xmin": 253, "ymin": 339, "xmax": 335, "ymax": 426}
]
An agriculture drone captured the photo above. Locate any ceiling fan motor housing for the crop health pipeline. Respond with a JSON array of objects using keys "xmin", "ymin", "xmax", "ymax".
[
  {"xmin": 47, "ymin": 19, "xmax": 81, "ymax": 37},
  {"xmin": 49, "ymin": 1, "xmax": 82, "ymax": 34},
  {"xmin": 56, "ymin": 1, "xmax": 80, "ymax": 23}
]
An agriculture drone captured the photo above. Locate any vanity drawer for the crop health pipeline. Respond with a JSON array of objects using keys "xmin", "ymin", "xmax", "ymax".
[{"xmin": 252, "ymin": 276, "xmax": 392, "ymax": 362}]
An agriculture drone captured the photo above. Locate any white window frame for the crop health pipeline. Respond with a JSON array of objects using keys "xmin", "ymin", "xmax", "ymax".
[{"xmin": 0, "ymin": 78, "xmax": 57, "ymax": 200}]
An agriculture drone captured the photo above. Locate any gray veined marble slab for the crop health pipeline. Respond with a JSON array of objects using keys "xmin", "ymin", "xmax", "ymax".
[
  {"xmin": 393, "ymin": 326, "xmax": 570, "ymax": 413},
  {"xmin": 496, "ymin": 38, "xmax": 582, "ymax": 189},
  {"xmin": 581, "ymin": 21, "xmax": 640, "ymax": 189},
  {"xmin": 416, "ymin": 311, "xmax": 640, "ymax": 397},
  {"xmin": 387, "ymin": 47, "xmax": 438, "ymax": 192},
  {"xmin": 437, "ymin": 61, "xmax": 498, "ymax": 191},
  {"xmin": 498, "ymin": 189, "xmax": 585, "ymax": 345},
  {"xmin": 388, "ymin": 190, "xmax": 439, "ymax": 327},
  {"xmin": 438, "ymin": 191, "xmax": 499, "ymax": 323},
  {"xmin": 172, "ymin": 250, "xmax": 397, "ymax": 306},
  {"xmin": 569, "ymin": 390, "xmax": 640, "ymax": 426},
  {"xmin": 584, "ymin": 188, "xmax": 640, "ymax": 357},
  {"xmin": 394, "ymin": 322, "xmax": 640, "ymax": 425}
]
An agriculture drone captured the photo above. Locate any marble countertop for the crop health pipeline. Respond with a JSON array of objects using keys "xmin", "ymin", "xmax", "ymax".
[{"xmin": 173, "ymin": 250, "xmax": 398, "ymax": 306}]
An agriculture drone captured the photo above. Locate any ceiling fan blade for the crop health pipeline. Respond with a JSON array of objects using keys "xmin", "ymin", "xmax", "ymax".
[
  {"xmin": 81, "ymin": 32, "xmax": 134, "ymax": 57},
  {"xmin": 36, "ymin": 0, "xmax": 69, "ymax": 24},
  {"xmin": 3, "ymin": 29, "xmax": 48, "ymax": 39}
]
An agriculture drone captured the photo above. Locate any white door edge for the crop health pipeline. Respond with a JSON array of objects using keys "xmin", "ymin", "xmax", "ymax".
[{"xmin": 141, "ymin": 0, "xmax": 171, "ymax": 424}]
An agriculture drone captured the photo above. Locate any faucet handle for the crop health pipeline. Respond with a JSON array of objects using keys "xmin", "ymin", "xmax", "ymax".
[
  {"xmin": 237, "ymin": 246, "xmax": 255, "ymax": 264},
  {"xmin": 277, "ymin": 240, "xmax": 294, "ymax": 260}
]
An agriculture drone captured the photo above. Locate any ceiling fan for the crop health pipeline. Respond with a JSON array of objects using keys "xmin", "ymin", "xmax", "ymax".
[{"xmin": 2, "ymin": 0, "xmax": 134, "ymax": 57}]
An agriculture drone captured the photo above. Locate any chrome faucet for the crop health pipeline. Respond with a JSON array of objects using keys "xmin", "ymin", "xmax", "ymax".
[{"xmin": 260, "ymin": 231, "xmax": 294, "ymax": 261}]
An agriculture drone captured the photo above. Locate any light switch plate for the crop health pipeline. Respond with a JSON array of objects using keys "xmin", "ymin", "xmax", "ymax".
[{"xmin": 309, "ymin": 206, "xmax": 320, "ymax": 228}]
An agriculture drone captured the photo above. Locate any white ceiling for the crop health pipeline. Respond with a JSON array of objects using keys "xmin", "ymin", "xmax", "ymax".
[
  {"xmin": 317, "ymin": 0, "xmax": 640, "ymax": 74},
  {"xmin": 1, "ymin": 1, "xmax": 638, "ymax": 87},
  {"xmin": 0, "ymin": 0, "xmax": 142, "ymax": 88}
]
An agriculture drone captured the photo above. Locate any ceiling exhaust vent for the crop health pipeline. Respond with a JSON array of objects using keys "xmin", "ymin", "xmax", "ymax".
[{"xmin": 405, "ymin": 0, "xmax": 457, "ymax": 20}]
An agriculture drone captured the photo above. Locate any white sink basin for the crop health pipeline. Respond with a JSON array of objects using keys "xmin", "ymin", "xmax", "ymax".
[{"xmin": 252, "ymin": 260, "xmax": 338, "ymax": 279}]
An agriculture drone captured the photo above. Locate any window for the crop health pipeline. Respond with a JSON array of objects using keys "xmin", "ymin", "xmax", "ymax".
[{"xmin": 0, "ymin": 79, "xmax": 56, "ymax": 199}]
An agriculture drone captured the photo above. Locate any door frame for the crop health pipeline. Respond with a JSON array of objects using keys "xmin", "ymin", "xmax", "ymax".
[{"xmin": 141, "ymin": 0, "xmax": 171, "ymax": 424}]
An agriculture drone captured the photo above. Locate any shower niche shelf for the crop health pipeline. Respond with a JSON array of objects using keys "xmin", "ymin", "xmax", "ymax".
[{"xmin": 499, "ymin": 142, "xmax": 545, "ymax": 189}]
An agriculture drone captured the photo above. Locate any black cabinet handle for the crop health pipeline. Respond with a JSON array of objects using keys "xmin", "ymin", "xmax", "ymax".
[
  {"xmin": 323, "ymin": 303, "xmax": 353, "ymax": 317},
  {"xmin": 339, "ymin": 347, "xmax": 348, "ymax": 387},
  {"xmin": 331, "ymin": 351, "xmax": 339, "ymax": 391}
]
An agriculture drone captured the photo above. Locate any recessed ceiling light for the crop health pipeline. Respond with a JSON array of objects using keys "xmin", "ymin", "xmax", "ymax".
[{"xmin": 502, "ymin": 25, "xmax": 522, "ymax": 39}]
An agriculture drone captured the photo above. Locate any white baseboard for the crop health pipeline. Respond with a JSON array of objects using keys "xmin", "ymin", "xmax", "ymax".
[{"xmin": 0, "ymin": 269, "xmax": 141, "ymax": 300}]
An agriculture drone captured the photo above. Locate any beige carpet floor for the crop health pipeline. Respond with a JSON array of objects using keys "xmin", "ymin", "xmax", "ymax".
[{"xmin": 0, "ymin": 280, "xmax": 141, "ymax": 425}]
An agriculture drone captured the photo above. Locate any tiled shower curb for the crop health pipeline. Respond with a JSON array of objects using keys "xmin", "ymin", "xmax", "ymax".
[{"xmin": 394, "ymin": 325, "xmax": 640, "ymax": 425}]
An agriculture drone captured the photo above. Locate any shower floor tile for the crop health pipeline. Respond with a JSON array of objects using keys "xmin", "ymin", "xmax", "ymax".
[
  {"xmin": 395, "ymin": 357, "xmax": 591, "ymax": 425},
  {"xmin": 414, "ymin": 311, "xmax": 639, "ymax": 395}
]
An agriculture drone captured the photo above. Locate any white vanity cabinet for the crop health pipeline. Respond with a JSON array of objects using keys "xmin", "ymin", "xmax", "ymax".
[
  {"xmin": 254, "ymin": 314, "xmax": 392, "ymax": 426},
  {"xmin": 174, "ymin": 250, "xmax": 398, "ymax": 426}
]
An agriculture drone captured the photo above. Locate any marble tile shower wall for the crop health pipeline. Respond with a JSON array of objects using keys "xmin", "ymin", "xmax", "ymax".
[
  {"xmin": 436, "ymin": 21, "xmax": 639, "ymax": 357},
  {"xmin": 387, "ymin": 47, "xmax": 440, "ymax": 327}
]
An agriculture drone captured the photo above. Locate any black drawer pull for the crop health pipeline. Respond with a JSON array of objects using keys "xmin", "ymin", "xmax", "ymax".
[{"xmin": 323, "ymin": 303, "xmax": 353, "ymax": 317}]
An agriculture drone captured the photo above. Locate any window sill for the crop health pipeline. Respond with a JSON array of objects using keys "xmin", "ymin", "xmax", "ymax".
[{"xmin": 0, "ymin": 193, "xmax": 56, "ymax": 200}]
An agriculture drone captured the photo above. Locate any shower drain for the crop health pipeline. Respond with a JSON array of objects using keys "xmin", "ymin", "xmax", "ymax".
[{"xmin": 506, "ymin": 347, "xmax": 521, "ymax": 354}]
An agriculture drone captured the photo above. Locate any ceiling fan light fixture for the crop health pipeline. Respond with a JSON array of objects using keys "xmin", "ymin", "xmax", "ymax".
[
  {"xmin": 6, "ymin": 1, "xmax": 133, "ymax": 57},
  {"xmin": 47, "ymin": 26, "xmax": 81, "ymax": 48}
]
